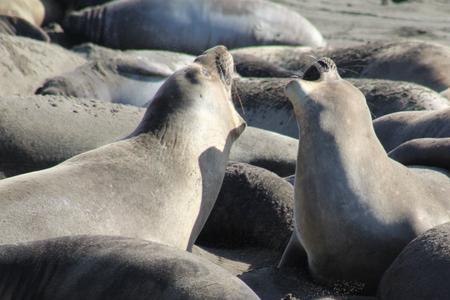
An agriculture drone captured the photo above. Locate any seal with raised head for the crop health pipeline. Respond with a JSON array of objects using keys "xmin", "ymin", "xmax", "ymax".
[
  {"xmin": 0, "ymin": 235, "xmax": 259, "ymax": 300},
  {"xmin": 280, "ymin": 57, "xmax": 450, "ymax": 291},
  {"xmin": 232, "ymin": 77, "xmax": 448, "ymax": 139},
  {"xmin": 0, "ymin": 45, "xmax": 246, "ymax": 251},
  {"xmin": 232, "ymin": 40, "xmax": 450, "ymax": 93},
  {"xmin": 62, "ymin": 0, "xmax": 325, "ymax": 54}
]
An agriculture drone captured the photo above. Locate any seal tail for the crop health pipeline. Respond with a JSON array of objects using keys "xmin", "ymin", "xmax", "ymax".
[{"xmin": 62, "ymin": 6, "xmax": 106, "ymax": 45}]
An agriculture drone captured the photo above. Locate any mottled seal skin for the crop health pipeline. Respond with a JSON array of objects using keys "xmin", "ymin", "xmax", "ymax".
[
  {"xmin": 232, "ymin": 77, "xmax": 447, "ymax": 138},
  {"xmin": 388, "ymin": 138, "xmax": 450, "ymax": 171},
  {"xmin": 373, "ymin": 108, "xmax": 450, "ymax": 152},
  {"xmin": 0, "ymin": 33, "xmax": 86, "ymax": 96},
  {"xmin": 0, "ymin": 46, "xmax": 245, "ymax": 251},
  {"xmin": 230, "ymin": 127, "xmax": 298, "ymax": 177},
  {"xmin": 36, "ymin": 52, "xmax": 194, "ymax": 106},
  {"xmin": 62, "ymin": 0, "xmax": 325, "ymax": 54},
  {"xmin": 0, "ymin": 15, "xmax": 49, "ymax": 41},
  {"xmin": 281, "ymin": 58, "xmax": 450, "ymax": 291},
  {"xmin": 0, "ymin": 235, "xmax": 259, "ymax": 300},
  {"xmin": 197, "ymin": 162, "xmax": 294, "ymax": 251},
  {"xmin": 232, "ymin": 40, "xmax": 450, "ymax": 92},
  {"xmin": 378, "ymin": 223, "xmax": 450, "ymax": 300},
  {"xmin": 0, "ymin": 95, "xmax": 144, "ymax": 178}
]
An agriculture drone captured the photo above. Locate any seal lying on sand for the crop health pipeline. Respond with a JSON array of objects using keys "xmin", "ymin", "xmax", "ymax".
[
  {"xmin": 0, "ymin": 15, "xmax": 49, "ymax": 41},
  {"xmin": 232, "ymin": 40, "xmax": 450, "ymax": 92},
  {"xmin": 373, "ymin": 108, "xmax": 450, "ymax": 152},
  {"xmin": 0, "ymin": 95, "xmax": 144, "ymax": 178},
  {"xmin": 280, "ymin": 57, "xmax": 450, "ymax": 291},
  {"xmin": 378, "ymin": 222, "xmax": 450, "ymax": 300},
  {"xmin": 232, "ymin": 77, "xmax": 448, "ymax": 138},
  {"xmin": 63, "ymin": 0, "xmax": 325, "ymax": 54},
  {"xmin": 388, "ymin": 138, "xmax": 450, "ymax": 172},
  {"xmin": 0, "ymin": 46, "xmax": 245, "ymax": 251},
  {"xmin": 0, "ymin": 33, "xmax": 86, "ymax": 96},
  {"xmin": 36, "ymin": 52, "xmax": 194, "ymax": 106},
  {"xmin": 0, "ymin": 235, "xmax": 259, "ymax": 300}
]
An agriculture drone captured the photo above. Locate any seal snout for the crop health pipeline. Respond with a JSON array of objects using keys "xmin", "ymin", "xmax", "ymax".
[
  {"xmin": 302, "ymin": 57, "xmax": 340, "ymax": 81},
  {"xmin": 194, "ymin": 46, "xmax": 233, "ymax": 87}
]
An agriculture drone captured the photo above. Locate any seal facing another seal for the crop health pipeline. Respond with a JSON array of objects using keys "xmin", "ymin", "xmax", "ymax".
[
  {"xmin": 281, "ymin": 58, "xmax": 450, "ymax": 290},
  {"xmin": 0, "ymin": 46, "xmax": 245, "ymax": 251}
]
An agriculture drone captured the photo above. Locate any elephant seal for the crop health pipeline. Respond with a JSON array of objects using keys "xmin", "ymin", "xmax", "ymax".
[
  {"xmin": 0, "ymin": 95, "xmax": 144, "ymax": 178},
  {"xmin": 378, "ymin": 222, "xmax": 450, "ymax": 300},
  {"xmin": 0, "ymin": 33, "xmax": 86, "ymax": 96},
  {"xmin": 36, "ymin": 52, "xmax": 194, "ymax": 106},
  {"xmin": 232, "ymin": 40, "xmax": 450, "ymax": 92},
  {"xmin": 0, "ymin": 46, "xmax": 246, "ymax": 251},
  {"xmin": 63, "ymin": 0, "xmax": 325, "ymax": 54},
  {"xmin": 281, "ymin": 57, "xmax": 450, "ymax": 291},
  {"xmin": 0, "ymin": 0, "xmax": 44, "ymax": 26},
  {"xmin": 0, "ymin": 15, "xmax": 49, "ymax": 41},
  {"xmin": 198, "ymin": 162, "xmax": 294, "ymax": 251},
  {"xmin": 0, "ymin": 235, "xmax": 259, "ymax": 300},
  {"xmin": 388, "ymin": 138, "xmax": 450, "ymax": 171},
  {"xmin": 230, "ymin": 127, "xmax": 298, "ymax": 177},
  {"xmin": 232, "ymin": 77, "xmax": 447, "ymax": 138},
  {"xmin": 373, "ymin": 108, "xmax": 450, "ymax": 152}
]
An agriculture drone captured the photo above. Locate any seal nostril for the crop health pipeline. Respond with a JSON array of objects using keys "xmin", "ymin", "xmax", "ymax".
[{"xmin": 302, "ymin": 57, "xmax": 337, "ymax": 81}]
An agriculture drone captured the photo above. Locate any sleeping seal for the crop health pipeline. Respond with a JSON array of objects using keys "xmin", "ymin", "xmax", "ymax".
[
  {"xmin": 373, "ymin": 108, "xmax": 450, "ymax": 152},
  {"xmin": 280, "ymin": 57, "xmax": 450, "ymax": 291},
  {"xmin": 63, "ymin": 0, "xmax": 325, "ymax": 54},
  {"xmin": 232, "ymin": 40, "xmax": 450, "ymax": 92},
  {"xmin": 0, "ymin": 46, "xmax": 245, "ymax": 251},
  {"xmin": 388, "ymin": 138, "xmax": 450, "ymax": 171},
  {"xmin": 0, "ymin": 235, "xmax": 259, "ymax": 299},
  {"xmin": 36, "ymin": 52, "xmax": 194, "ymax": 106}
]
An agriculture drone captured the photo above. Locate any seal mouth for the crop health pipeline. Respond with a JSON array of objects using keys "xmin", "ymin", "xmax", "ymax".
[{"xmin": 302, "ymin": 57, "xmax": 338, "ymax": 81}]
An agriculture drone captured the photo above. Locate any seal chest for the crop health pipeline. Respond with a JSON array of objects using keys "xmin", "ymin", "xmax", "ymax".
[{"xmin": 282, "ymin": 57, "xmax": 450, "ymax": 290}]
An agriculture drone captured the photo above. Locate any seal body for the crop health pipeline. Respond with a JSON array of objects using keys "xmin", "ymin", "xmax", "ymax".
[
  {"xmin": 373, "ymin": 108, "xmax": 450, "ymax": 152},
  {"xmin": 0, "ymin": 34, "xmax": 86, "ymax": 96},
  {"xmin": 0, "ymin": 46, "xmax": 245, "ymax": 251},
  {"xmin": 63, "ymin": 0, "xmax": 325, "ymax": 54},
  {"xmin": 0, "ymin": 0, "xmax": 44, "ymax": 26},
  {"xmin": 0, "ymin": 235, "xmax": 259, "ymax": 300},
  {"xmin": 282, "ymin": 58, "xmax": 450, "ymax": 289},
  {"xmin": 232, "ymin": 40, "xmax": 450, "ymax": 92},
  {"xmin": 378, "ymin": 223, "xmax": 450, "ymax": 300},
  {"xmin": 0, "ymin": 95, "xmax": 144, "ymax": 178},
  {"xmin": 36, "ymin": 51, "xmax": 194, "ymax": 106},
  {"xmin": 233, "ymin": 77, "xmax": 447, "ymax": 139},
  {"xmin": 388, "ymin": 138, "xmax": 450, "ymax": 172},
  {"xmin": 0, "ymin": 15, "xmax": 49, "ymax": 41}
]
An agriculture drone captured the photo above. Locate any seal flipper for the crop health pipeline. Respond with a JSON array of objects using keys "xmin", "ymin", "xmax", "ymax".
[{"xmin": 277, "ymin": 232, "xmax": 308, "ymax": 269}]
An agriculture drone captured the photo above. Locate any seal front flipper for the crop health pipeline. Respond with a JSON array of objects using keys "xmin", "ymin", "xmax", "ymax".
[{"xmin": 277, "ymin": 232, "xmax": 307, "ymax": 269}]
